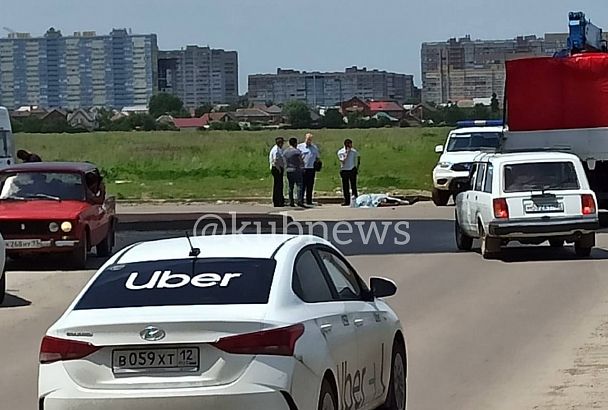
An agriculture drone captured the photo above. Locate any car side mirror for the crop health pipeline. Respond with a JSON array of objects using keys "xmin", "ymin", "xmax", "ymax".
[
  {"xmin": 435, "ymin": 145, "xmax": 444, "ymax": 153},
  {"xmin": 370, "ymin": 277, "xmax": 397, "ymax": 298}
]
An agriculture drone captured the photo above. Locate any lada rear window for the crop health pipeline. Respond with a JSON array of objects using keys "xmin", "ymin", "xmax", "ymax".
[
  {"xmin": 503, "ymin": 162, "xmax": 579, "ymax": 193},
  {"xmin": 74, "ymin": 258, "xmax": 277, "ymax": 310}
]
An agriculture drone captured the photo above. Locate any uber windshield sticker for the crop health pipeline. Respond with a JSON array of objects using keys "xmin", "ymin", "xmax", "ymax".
[{"xmin": 125, "ymin": 270, "xmax": 243, "ymax": 290}]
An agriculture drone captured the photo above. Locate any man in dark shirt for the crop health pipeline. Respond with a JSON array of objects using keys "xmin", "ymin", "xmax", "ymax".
[
  {"xmin": 283, "ymin": 137, "xmax": 305, "ymax": 207},
  {"xmin": 17, "ymin": 150, "xmax": 42, "ymax": 163}
]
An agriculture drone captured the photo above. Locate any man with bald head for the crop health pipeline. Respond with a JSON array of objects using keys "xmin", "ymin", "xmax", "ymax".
[{"xmin": 297, "ymin": 133, "xmax": 320, "ymax": 206}]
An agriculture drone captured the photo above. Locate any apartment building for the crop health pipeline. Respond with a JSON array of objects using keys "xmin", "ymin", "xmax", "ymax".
[
  {"xmin": 158, "ymin": 46, "xmax": 238, "ymax": 107},
  {"xmin": 248, "ymin": 66, "xmax": 416, "ymax": 106},
  {"xmin": 421, "ymin": 34, "xmax": 569, "ymax": 104},
  {"xmin": 0, "ymin": 28, "xmax": 158, "ymax": 109}
]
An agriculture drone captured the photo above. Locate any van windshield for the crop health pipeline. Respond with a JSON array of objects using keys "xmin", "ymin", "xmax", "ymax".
[
  {"xmin": 447, "ymin": 132, "xmax": 501, "ymax": 152},
  {"xmin": 503, "ymin": 162, "xmax": 580, "ymax": 192}
]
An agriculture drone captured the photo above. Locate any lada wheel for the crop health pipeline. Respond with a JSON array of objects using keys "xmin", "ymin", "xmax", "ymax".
[
  {"xmin": 96, "ymin": 223, "xmax": 114, "ymax": 257},
  {"xmin": 69, "ymin": 235, "xmax": 88, "ymax": 269},
  {"xmin": 455, "ymin": 218, "xmax": 473, "ymax": 251},
  {"xmin": 574, "ymin": 233, "xmax": 594, "ymax": 258},
  {"xmin": 480, "ymin": 225, "xmax": 500, "ymax": 259}
]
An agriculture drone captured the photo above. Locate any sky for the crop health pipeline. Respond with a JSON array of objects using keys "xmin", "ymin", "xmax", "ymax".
[{"xmin": 2, "ymin": 0, "xmax": 606, "ymax": 91}]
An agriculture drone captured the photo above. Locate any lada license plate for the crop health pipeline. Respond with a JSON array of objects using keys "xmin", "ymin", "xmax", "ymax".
[{"xmin": 5, "ymin": 239, "xmax": 42, "ymax": 249}]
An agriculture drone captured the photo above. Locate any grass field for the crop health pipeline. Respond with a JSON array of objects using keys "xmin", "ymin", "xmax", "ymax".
[{"xmin": 16, "ymin": 128, "xmax": 450, "ymax": 200}]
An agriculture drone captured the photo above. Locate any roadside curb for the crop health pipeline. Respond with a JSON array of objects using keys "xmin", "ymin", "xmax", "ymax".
[
  {"xmin": 115, "ymin": 194, "xmax": 432, "ymax": 206},
  {"xmin": 117, "ymin": 212, "xmax": 293, "ymax": 232}
]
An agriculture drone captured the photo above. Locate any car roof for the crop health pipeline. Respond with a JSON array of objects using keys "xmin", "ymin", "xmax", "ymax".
[
  {"xmin": 115, "ymin": 234, "xmax": 329, "ymax": 264},
  {"xmin": 476, "ymin": 151, "xmax": 581, "ymax": 164},
  {"xmin": 451, "ymin": 126, "xmax": 504, "ymax": 135},
  {"xmin": 1, "ymin": 162, "xmax": 98, "ymax": 173}
]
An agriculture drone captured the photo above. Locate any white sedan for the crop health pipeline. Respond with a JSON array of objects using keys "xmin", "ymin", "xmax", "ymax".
[{"xmin": 39, "ymin": 234, "xmax": 407, "ymax": 410}]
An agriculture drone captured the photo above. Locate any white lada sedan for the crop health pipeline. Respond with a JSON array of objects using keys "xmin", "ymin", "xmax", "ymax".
[{"xmin": 38, "ymin": 234, "xmax": 407, "ymax": 410}]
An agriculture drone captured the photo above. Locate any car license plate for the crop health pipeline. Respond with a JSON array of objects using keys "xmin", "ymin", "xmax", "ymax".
[
  {"xmin": 112, "ymin": 347, "xmax": 199, "ymax": 374},
  {"xmin": 523, "ymin": 200, "xmax": 564, "ymax": 213},
  {"xmin": 5, "ymin": 239, "xmax": 42, "ymax": 249}
]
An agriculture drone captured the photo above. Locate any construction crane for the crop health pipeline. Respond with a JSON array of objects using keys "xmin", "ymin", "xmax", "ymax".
[
  {"xmin": 566, "ymin": 11, "xmax": 607, "ymax": 53},
  {"xmin": 2, "ymin": 27, "xmax": 16, "ymax": 34}
]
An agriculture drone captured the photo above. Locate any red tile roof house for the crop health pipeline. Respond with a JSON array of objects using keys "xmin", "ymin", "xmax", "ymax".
[
  {"xmin": 367, "ymin": 100, "xmax": 406, "ymax": 120},
  {"xmin": 173, "ymin": 117, "xmax": 206, "ymax": 130}
]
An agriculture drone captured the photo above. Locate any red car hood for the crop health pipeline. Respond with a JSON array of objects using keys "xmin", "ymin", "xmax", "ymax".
[{"xmin": 0, "ymin": 200, "xmax": 90, "ymax": 220}]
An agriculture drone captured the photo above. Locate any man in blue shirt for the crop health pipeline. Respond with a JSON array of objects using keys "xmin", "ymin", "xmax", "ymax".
[
  {"xmin": 283, "ymin": 137, "xmax": 305, "ymax": 207},
  {"xmin": 297, "ymin": 133, "xmax": 320, "ymax": 206}
]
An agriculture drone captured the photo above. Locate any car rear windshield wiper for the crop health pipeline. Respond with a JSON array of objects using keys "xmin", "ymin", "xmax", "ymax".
[{"xmin": 24, "ymin": 193, "xmax": 61, "ymax": 201}]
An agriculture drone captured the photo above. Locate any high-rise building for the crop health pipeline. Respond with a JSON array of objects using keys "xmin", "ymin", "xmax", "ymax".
[
  {"xmin": 421, "ymin": 34, "xmax": 569, "ymax": 104},
  {"xmin": 0, "ymin": 28, "xmax": 158, "ymax": 109},
  {"xmin": 158, "ymin": 46, "xmax": 238, "ymax": 107},
  {"xmin": 248, "ymin": 66, "xmax": 416, "ymax": 106}
]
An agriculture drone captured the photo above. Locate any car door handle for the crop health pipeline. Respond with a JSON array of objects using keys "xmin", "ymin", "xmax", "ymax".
[
  {"xmin": 320, "ymin": 324, "xmax": 332, "ymax": 333},
  {"xmin": 354, "ymin": 318, "xmax": 364, "ymax": 327}
]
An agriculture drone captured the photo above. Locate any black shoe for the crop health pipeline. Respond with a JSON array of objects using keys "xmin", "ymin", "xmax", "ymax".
[
  {"xmin": 289, "ymin": 202, "xmax": 295, "ymax": 207},
  {"xmin": 341, "ymin": 202, "xmax": 350, "ymax": 206},
  {"xmin": 297, "ymin": 202, "xmax": 305, "ymax": 208}
]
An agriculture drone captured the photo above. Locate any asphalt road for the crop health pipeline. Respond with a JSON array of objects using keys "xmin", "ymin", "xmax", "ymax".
[{"xmin": 2, "ymin": 203, "xmax": 608, "ymax": 409}]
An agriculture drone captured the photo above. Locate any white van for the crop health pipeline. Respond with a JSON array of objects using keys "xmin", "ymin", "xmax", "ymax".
[{"xmin": 0, "ymin": 107, "xmax": 16, "ymax": 168}]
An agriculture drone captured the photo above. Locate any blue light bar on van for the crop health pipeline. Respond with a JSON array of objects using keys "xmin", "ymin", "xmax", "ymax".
[{"xmin": 456, "ymin": 120, "xmax": 504, "ymax": 128}]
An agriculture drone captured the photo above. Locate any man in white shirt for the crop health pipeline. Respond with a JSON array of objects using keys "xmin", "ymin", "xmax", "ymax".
[
  {"xmin": 337, "ymin": 138, "xmax": 360, "ymax": 206},
  {"xmin": 269, "ymin": 137, "xmax": 286, "ymax": 207},
  {"xmin": 297, "ymin": 133, "xmax": 320, "ymax": 206}
]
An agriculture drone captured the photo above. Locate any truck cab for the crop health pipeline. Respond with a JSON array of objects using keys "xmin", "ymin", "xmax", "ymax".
[
  {"xmin": 0, "ymin": 107, "xmax": 16, "ymax": 169},
  {"xmin": 432, "ymin": 120, "xmax": 503, "ymax": 206}
]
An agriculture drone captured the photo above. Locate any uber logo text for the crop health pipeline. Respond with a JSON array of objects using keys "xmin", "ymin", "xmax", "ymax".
[{"xmin": 192, "ymin": 213, "xmax": 411, "ymax": 247}]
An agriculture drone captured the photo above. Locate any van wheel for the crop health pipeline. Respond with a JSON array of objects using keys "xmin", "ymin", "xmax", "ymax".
[
  {"xmin": 0, "ymin": 271, "xmax": 5, "ymax": 305},
  {"xmin": 432, "ymin": 188, "xmax": 450, "ymax": 206},
  {"xmin": 549, "ymin": 239, "xmax": 564, "ymax": 248},
  {"xmin": 317, "ymin": 377, "xmax": 338, "ymax": 410},
  {"xmin": 381, "ymin": 340, "xmax": 407, "ymax": 410},
  {"xmin": 455, "ymin": 217, "xmax": 473, "ymax": 251}
]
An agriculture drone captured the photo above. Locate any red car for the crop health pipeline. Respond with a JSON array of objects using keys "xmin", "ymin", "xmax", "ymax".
[{"xmin": 0, "ymin": 162, "xmax": 116, "ymax": 268}]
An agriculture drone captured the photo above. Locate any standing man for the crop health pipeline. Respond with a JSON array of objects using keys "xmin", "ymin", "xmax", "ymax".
[
  {"xmin": 283, "ymin": 137, "xmax": 304, "ymax": 207},
  {"xmin": 298, "ymin": 133, "xmax": 320, "ymax": 206},
  {"xmin": 337, "ymin": 139, "xmax": 360, "ymax": 206},
  {"xmin": 269, "ymin": 137, "xmax": 286, "ymax": 207}
]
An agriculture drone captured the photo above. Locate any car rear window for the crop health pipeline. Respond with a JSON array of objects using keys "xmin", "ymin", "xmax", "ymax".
[
  {"xmin": 503, "ymin": 161, "xmax": 579, "ymax": 193},
  {"xmin": 74, "ymin": 258, "xmax": 276, "ymax": 310}
]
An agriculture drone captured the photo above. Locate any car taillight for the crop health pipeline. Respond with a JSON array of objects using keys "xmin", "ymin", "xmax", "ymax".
[
  {"xmin": 211, "ymin": 324, "xmax": 305, "ymax": 356},
  {"xmin": 39, "ymin": 336, "xmax": 100, "ymax": 364},
  {"xmin": 582, "ymin": 194, "xmax": 596, "ymax": 215},
  {"xmin": 493, "ymin": 198, "xmax": 509, "ymax": 219}
]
